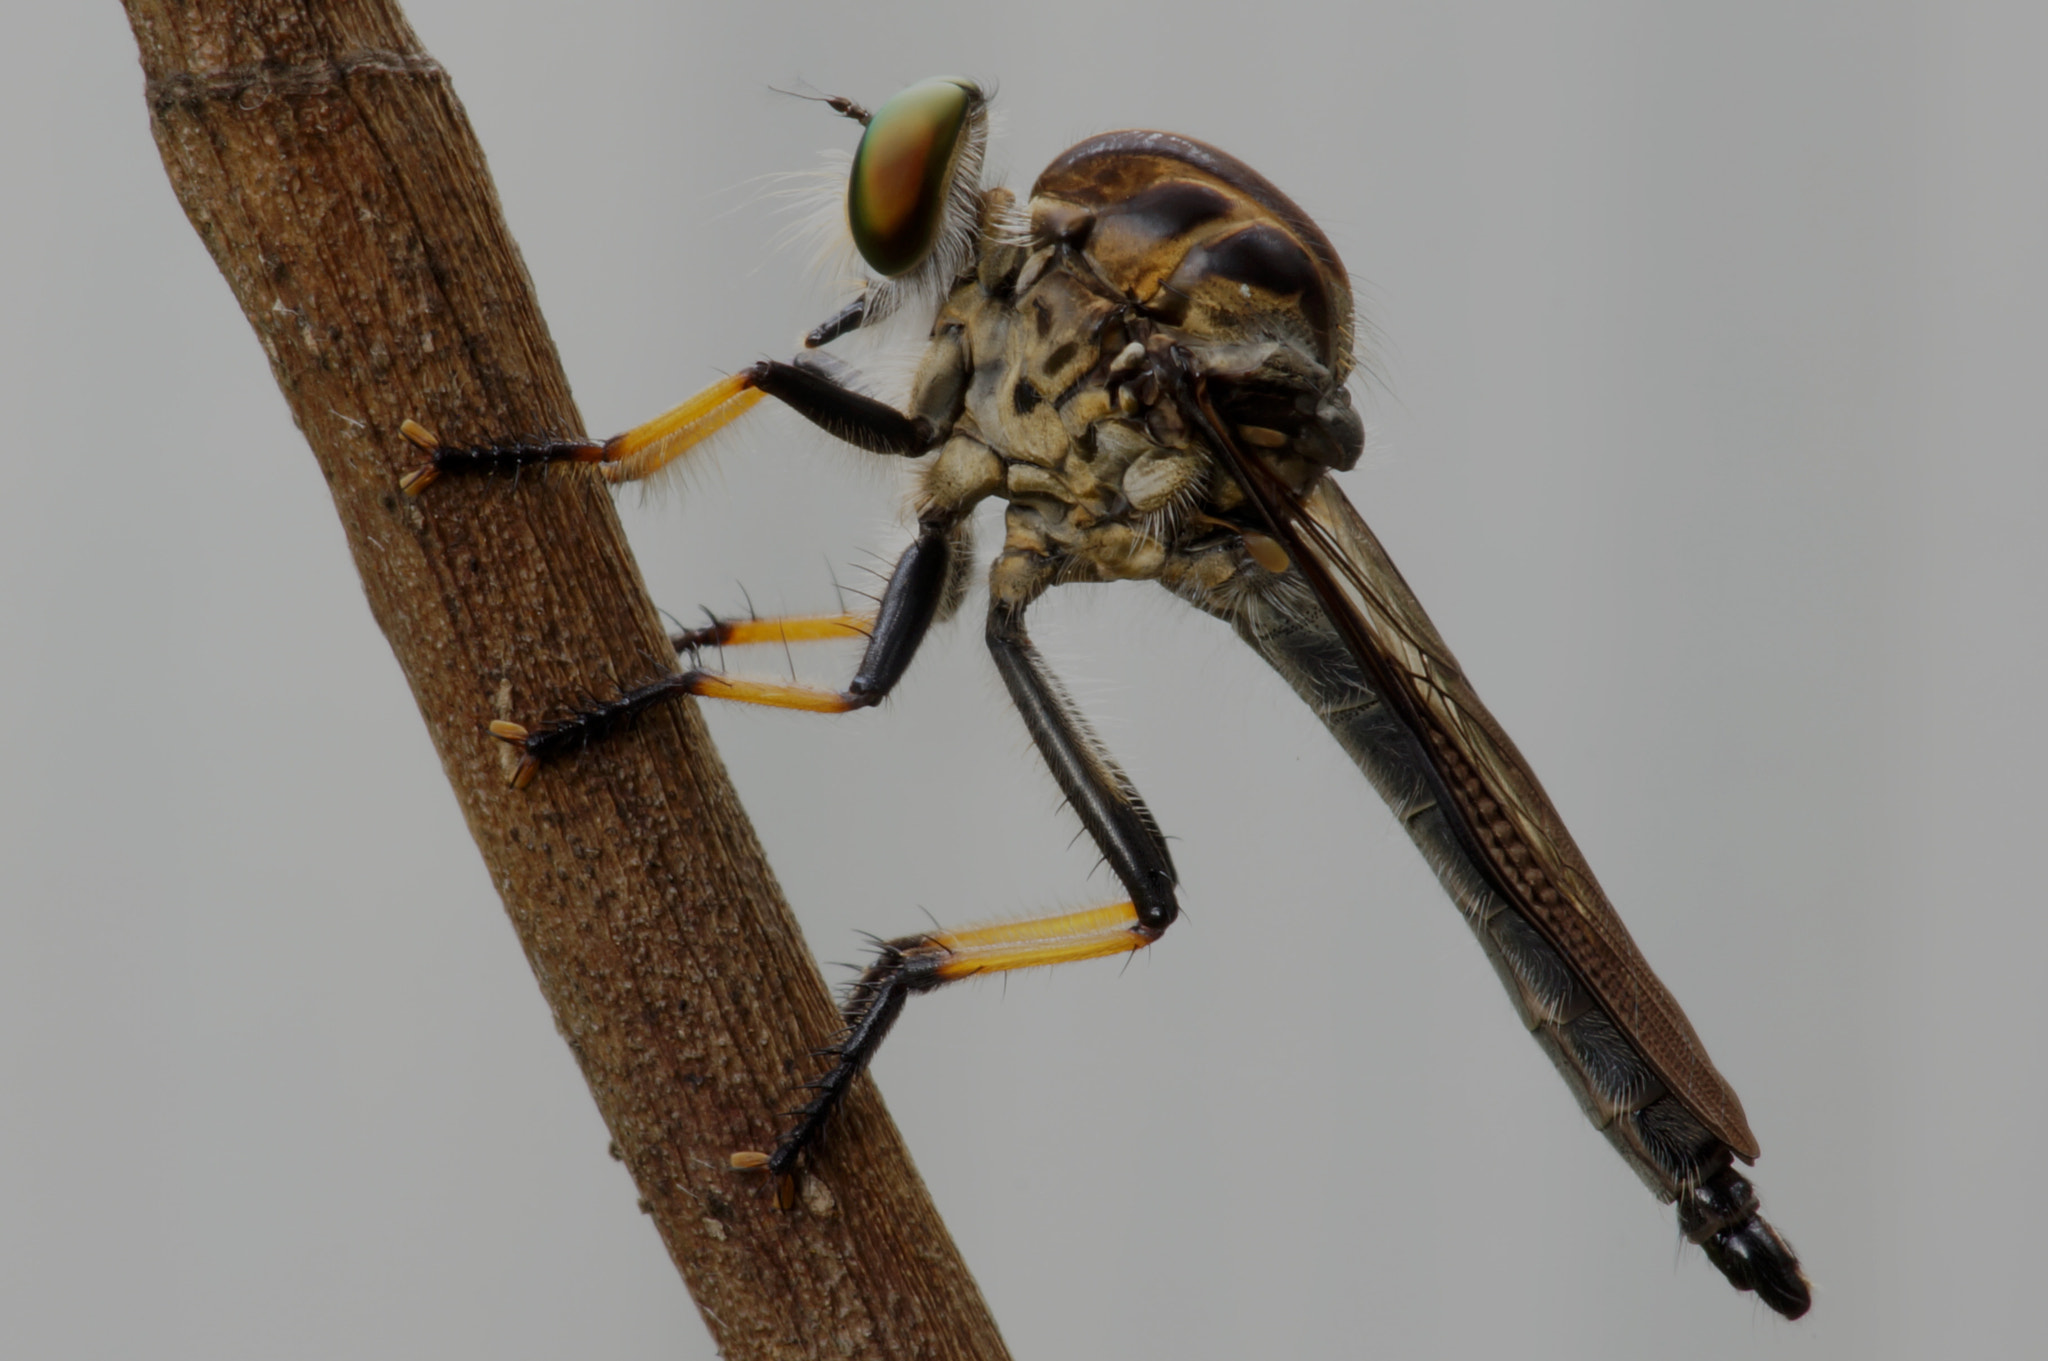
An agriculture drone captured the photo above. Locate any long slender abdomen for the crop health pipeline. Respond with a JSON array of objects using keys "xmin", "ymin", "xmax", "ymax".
[{"xmin": 1212, "ymin": 581, "xmax": 1810, "ymax": 1317}]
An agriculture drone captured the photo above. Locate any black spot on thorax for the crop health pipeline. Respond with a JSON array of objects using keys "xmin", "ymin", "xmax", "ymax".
[
  {"xmin": 1201, "ymin": 224, "xmax": 1318, "ymax": 299},
  {"xmin": 1103, "ymin": 180, "xmax": 1234, "ymax": 242},
  {"xmin": 1178, "ymin": 223, "xmax": 1333, "ymax": 354}
]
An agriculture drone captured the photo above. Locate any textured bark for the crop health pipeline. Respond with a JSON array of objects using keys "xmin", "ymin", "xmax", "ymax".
[{"xmin": 122, "ymin": 2, "xmax": 1010, "ymax": 1357}]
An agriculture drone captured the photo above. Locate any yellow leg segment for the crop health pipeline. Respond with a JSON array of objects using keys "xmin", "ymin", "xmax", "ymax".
[
  {"xmin": 396, "ymin": 370, "xmax": 763, "ymax": 494},
  {"xmin": 601, "ymin": 373, "xmax": 766, "ymax": 483},
  {"xmin": 926, "ymin": 902, "xmax": 1149, "ymax": 979},
  {"xmin": 685, "ymin": 674, "xmax": 863, "ymax": 714},
  {"xmin": 705, "ymin": 613, "xmax": 875, "ymax": 647}
]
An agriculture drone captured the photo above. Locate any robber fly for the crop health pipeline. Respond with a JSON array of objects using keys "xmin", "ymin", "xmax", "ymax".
[{"xmin": 400, "ymin": 76, "xmax": 1810, "ymax": 1318}]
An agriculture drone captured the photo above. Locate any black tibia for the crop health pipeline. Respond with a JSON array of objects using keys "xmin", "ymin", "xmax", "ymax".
[
  {"xmin": 986, "ymin": 603, "xmax": 1180, "ymax": 928},
  {"xmin": 804, "ymin": 294, "xmax": 868, "ymax": 348},
  {"xmin": 744, "ymin": 358, "xmax": 936, "ymax": 454},
  {"xmin": 1680, "ymin": 1167, "xmax": 1813, "ymax": 1319},
  {"xmin": 767, "ymin": 934, "xmax": 946, "ymax": 1180},
  {"xmin": 849, "ymin": 517, "xmax": 955, "ymax": 701}
]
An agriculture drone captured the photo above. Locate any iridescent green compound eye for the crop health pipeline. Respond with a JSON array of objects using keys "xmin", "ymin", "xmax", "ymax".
[{"xmin": 847, "ymin": 77, "xmax": 982, "ymax": 278}]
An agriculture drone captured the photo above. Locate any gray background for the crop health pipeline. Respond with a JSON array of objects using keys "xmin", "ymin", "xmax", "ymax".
[{"xmin": 5, "ymin": 2, "xmax": 2042, "ymax": 1357}]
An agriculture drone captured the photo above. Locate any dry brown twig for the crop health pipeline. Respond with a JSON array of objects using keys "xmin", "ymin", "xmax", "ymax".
[{"xmin": 123, "ymin": 2, "xmax": 1011, "ymax": 1356}]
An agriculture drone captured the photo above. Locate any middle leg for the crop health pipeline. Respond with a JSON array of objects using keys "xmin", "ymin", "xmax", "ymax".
[{"xmin": 493, "ymin": 513, "xmax": 966, "ymax": 786}]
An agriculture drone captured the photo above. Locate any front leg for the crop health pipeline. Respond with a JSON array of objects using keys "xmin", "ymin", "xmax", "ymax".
[
  {"xmin": 398, "ymin": 309, "xmax": 968, "ymax": 493},
  {"xmin": 399, "ymin": 353, "xmax": 939, "ymax": 494}
]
